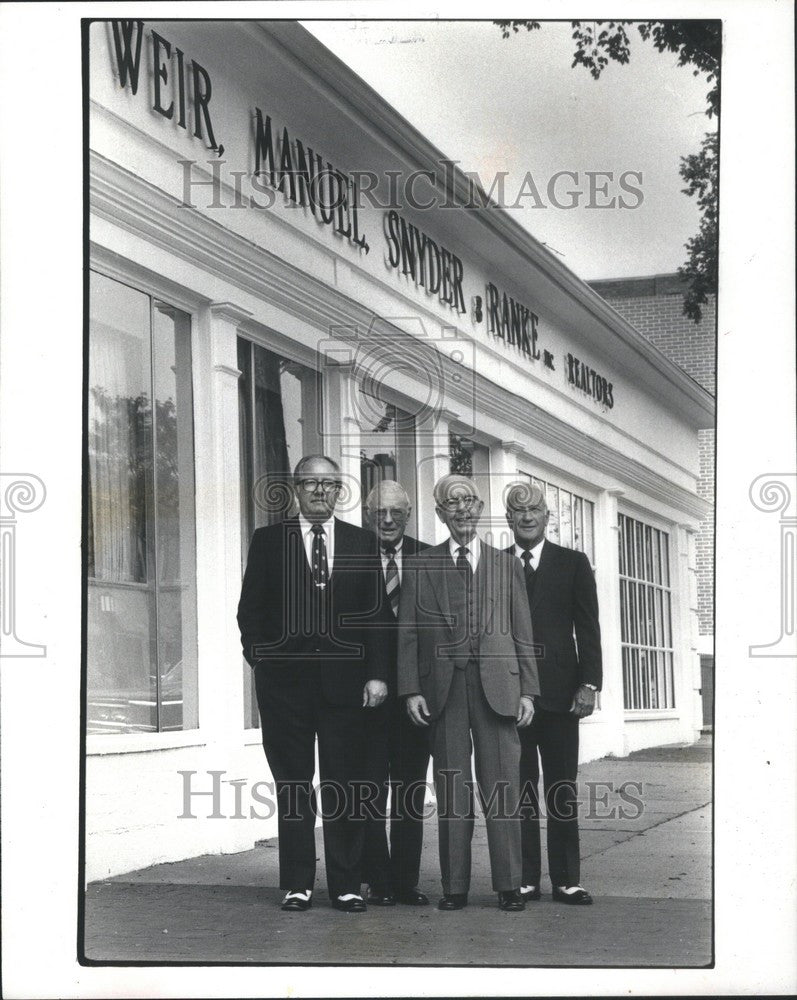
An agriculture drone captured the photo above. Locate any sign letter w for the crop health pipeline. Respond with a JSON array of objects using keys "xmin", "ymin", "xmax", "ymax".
[{"xmin": 111, "ymin": 20, "xmax": 144, "ymax": 95}]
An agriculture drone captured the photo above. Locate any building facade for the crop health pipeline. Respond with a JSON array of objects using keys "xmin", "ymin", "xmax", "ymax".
[
  {"xmin": 589, "ymin": 275, "xmax": 715, "ymax": 729},
  {"xmin": 86, "ymin": 20, "xmax": 714, "ymax": 879}
]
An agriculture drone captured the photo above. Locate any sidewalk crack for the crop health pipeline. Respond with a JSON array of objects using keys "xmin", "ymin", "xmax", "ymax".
[{"xmin": 582, "ymin": 800, "xmax": 711, "ymax": 859}]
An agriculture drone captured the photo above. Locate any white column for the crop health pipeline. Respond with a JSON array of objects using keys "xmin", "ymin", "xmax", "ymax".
[
  {"xmin": 675, "ymin": 522, "xmax": 702, "ymax": 742},
  {"xmin": 195, "ymin": 303, "xmax": 249, "ymax": 751},
  {"xmin": 490, "ymin": 440, "xmax": 526, "ymax": 549},
  {"xmin": 594, "ymin": 488, "xmax": 626, "ymax": 757},
  {"xmin": 322, "ymin": 360, "xmax": 362, "ymax": 526},
  {"xmin": 416, "ymin": 408, "xmax": 456, "ymax": 543}
]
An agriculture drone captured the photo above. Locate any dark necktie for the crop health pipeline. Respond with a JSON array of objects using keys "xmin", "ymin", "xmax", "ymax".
[
  {"xmin": 521, "ymin": 549, "xmax": 535, "ymax": 583},
  {"xmin": 383, "ymin": 545, "xmax": 400, "ymax": 617},
  {"xmin": 456, "ymin": 545, "xmax": 472, "ymax": 580},
  {"xmin": 311, "ymin": 524, "xmax": 329, "ymax": 588}
]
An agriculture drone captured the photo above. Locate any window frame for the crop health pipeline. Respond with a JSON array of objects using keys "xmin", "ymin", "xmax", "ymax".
[
  {"xmin": 85, "ymin": 265, "xmax": 201, "ymax": 742},
  {"xmin": 617, "ymin": 510, "xmax": 676, "ymax": 713}
]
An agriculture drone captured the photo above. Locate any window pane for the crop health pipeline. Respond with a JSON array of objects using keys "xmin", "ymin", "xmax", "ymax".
[
  {"xmin": 622, "ymin": 646, "xmax": 630, "ymax": 708},
  {"xmin": 635, "ymin": 521, "xmax": 645, "ymax": 583},
  {"xmin": 238, "ymin": 338, "xmax": 324, "ymax": 727},
  {"xmin": 546, "ymin": 484, "xmax": 560, "ymax": 543},
  {"xmin": 363, "ymin": 389, "xmax": 417, "ymax": 535},
  {"xmin": 560, "ymin": 490, "xmax": 573, "ymax": 549},
  {"xmin": 644, "ymin": 525, "xmax": 654, "ymax": 582},
  {"xmin": 652, "ymin": 528, "xmax": 662, "ymax": 585},
  {"xmin": 238, "ymin": 339, "xmax": 254, "ymax": 562},
  {"xmin": 573, "ymin": 495, "xmax": 583, "ymax": 551},
  {"xmin": 152, "ymin": 301, "xmax": 198, "ymax": 732},
  {"xmin": 87, "ymin": 273, "xmax": 197, "ymax": 734},
  {"xmin": 88, "ymin": 273, "xmax": 156, "ymax": 734},
  {"xmin": 619, "ymin": 512, "xmax": 674, "ymax": 710},
  {"xmin": 626, "ymin": 518, "xmax": 636, "ymax": 578}
]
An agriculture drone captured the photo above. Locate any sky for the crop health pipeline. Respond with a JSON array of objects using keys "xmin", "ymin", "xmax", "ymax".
[{"xmin": 302, "ymin": 19, "xmax": 713, "ymax": 282}]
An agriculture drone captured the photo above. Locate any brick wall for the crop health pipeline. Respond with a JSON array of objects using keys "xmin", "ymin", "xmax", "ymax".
[{"xmin": 590, "ymin": 274, "xmax": 715, "ymax": 637}]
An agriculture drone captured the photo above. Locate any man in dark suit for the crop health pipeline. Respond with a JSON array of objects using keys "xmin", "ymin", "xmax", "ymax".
[
  {"xmin": 505, "ymin": 481, "xmax": 603, "ymax": 906},
  {"xmin": 398, "ymin": 474, "xmax": 539, "ymax": 912},
  {"xmin": 362, "ymin": 480, "xmax": 431, "ymax": 907},
  {"xmin": 237, "ymin": 454, "xmax": 390, "ymax": 913}
]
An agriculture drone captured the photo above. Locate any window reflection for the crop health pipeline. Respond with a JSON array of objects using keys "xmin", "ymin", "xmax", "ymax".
[{"xmin": 87, "ymin": 272, "xmax": 197, "ymax": 734}]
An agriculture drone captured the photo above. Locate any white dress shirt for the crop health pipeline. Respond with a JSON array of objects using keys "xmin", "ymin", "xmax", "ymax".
[
  {"xmin": 379, "ymin": 538, "xmax": 404, "ymax": 584},
  {"xmin": 448, "ymin": 534, "xmax": 481, "ymax": 572},
  {"xmin": 514, "ymin": 537, "xmax": 545, "ymax": 570},
  {"xmin": 298, "ymin": 514, "xmax": 335, "ymax": 576}
]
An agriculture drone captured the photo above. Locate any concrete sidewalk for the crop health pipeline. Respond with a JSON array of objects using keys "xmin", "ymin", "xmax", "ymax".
[{"xmin": 84, "ymin": 737, "xmax": 712, "ymax": 967}]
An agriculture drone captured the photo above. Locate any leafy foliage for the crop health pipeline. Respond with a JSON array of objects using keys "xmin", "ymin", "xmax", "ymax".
[{"xmin": 495, "ymin": 20, "xmax": 720, "ymax": 321}]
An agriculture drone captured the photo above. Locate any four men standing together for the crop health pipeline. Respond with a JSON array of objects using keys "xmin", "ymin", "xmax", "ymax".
[{"xmin": 238, "ymin": 455, "xmax": 602, "ymax": 914}]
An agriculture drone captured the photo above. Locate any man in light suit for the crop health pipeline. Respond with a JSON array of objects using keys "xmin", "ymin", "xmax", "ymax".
[
  {"xmin": 237, "ymin": 454, "xmax": 390, "ymax": 913},
  {"xmin": 362, "ymin": 480, "xmax": 431, "ymax": 907},
  {"xmin": 398, "ymin": 473, "xmax": 539, "ymax": 911},
  {"xmin": 505, "ymin": 481, "xmax": 603, "ymax": 906}
]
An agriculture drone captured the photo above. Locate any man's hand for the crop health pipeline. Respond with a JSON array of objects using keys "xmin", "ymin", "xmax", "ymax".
[
  {"xmin": 363, "ymin": 679, "xmax": 388, "ymax": 708},
  {"xmin": 405, "ymin": 694, "xmax": 431, "ymax": 727},
  {"xmin": 516, "ymin": 695, "xmax": 535, "ymax": 728},
  {"xmin": 572, "ymin": 684, "xmax": 596, "ymax": 719}
]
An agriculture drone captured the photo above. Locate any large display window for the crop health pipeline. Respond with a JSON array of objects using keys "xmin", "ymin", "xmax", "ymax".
[{"xmin": 87, "ymin": 271, "xmax": 198, "ymax": 734}]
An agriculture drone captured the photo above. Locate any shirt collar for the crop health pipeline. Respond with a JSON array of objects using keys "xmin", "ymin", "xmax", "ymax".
[
  {"xmin": 299, "ymin": 514, "xmax": 335, "ymax": 538},
  {"xmin": 381, "ymin": 538, "xmax": 404, "ymax": 556},
  {"xmin": 514, "ymin": 537, "xmax": 545, "ymax": 562},
  {"xmin": 449, "ymin": 534, "xmax": 481, "ymax": 561}
]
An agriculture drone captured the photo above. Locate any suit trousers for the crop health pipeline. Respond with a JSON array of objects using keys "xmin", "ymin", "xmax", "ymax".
[
  {"xmin": 254, "ymin": 662, "xmax": 366, "ymax": 899},
  {"xmin": 429, "ymin": 658, "xmax": 522, "ymax": 894},
  {"xmin": 519, "ymin": 705, "xmax": 581, "ymax": 887},
  {"xmin": 363, "ymin": 696, "xmax": 431, "ymax": 893}
]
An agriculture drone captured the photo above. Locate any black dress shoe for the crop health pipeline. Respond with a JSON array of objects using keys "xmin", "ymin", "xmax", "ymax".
[
  {"xmin": 395, "ymin": 887, "xmax": 429, "ymax": 906},
  {"xmin": 438, "ymin": 893, "xmax": 468, "ymax": 910},
  {"xmin": 332, "ymin": 894, "xmax": 367, "ymax": 913},
  {"xmin": 498, "ymin": 890, "xmax": 525, "ymax": 911},
  {"xmin": 520, "ymin": 884, "xmax": 541, "ymax": 901},
  {"xmin": 552, "ymin": 885, "xmax": 593, "ymax": 905},
  {"xmin": 365, "ymin": 887, "xmax": 396, "ymax": 906},
  {"xmin": 281, "ymin": 890, "xmax": 312, "ymax": 912}
]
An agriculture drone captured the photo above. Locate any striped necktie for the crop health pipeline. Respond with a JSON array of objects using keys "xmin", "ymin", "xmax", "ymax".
[{"xmin": 383, "ymin": 545, "xmax": 400, "ymax": 617}]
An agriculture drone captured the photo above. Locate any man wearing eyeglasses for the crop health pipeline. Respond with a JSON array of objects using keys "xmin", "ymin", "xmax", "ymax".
[
  {"xmin": 362, "ymin": 480, "xmax": 431, "ymax": 907},
  {"xmin": 397, "ymin": 474, "xmax": 539, "ymax": 912},
  {"xmin": 238, "ymin": 454, "xmax": 390, "ymax": 914},
  {"xmin": 504, "ymin": 481, "xmax": 602, "ymax": 906}
]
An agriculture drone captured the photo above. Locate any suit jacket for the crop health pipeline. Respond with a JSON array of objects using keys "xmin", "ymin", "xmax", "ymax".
[
  {"xmin": 509, "ymin": 540, "xmax": 602, "ymax": 712},
  {"xmin": 372, "ymin": 535, "xmax": 430, "ymax": 695},
  {"xmin": 396, "ymin": 540, "xmax": 540, "ymax": 720},
  {"xmin": 237, "ymin": 517, "xmax": 391, "ymax": 705}
]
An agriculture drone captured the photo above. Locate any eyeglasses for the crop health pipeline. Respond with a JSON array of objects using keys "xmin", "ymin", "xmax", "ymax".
[
  {"xmin": 297, "ymin": 479, "xmax": 341, "ymax": 493},
  {"xmin": 509, "ymin": 504, "xmax": 547, "ymax": 516},
  {"xmin": 373, "ymin": 507, "xmax": 409, "ymax": 520},
  {"xmin": 438, "ymin": 495, "xmax": 479, "ymax": 511}
]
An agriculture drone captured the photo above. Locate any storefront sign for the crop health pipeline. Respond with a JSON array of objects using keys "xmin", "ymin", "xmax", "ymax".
[
  {"xmin": 109, "ymin": 20, "xmax": 220, "ymax": 153},
  {"xmin": 484, "ymin": 283, "xmax": 541, "ymax": 361},
  {"xmin": 253, "ymin": 110, "xmax": 369, "ymax": 254},
  {"xmin": 566, "ymin": 352, "xmax": 615, "ymax": 408},
  {"xmin": 384, "ymin": 210, "xmax": 466, "ymax": 314},
  {"xmin": 107, "ymin": 20, "xmax": 615, "ymax": 404}
]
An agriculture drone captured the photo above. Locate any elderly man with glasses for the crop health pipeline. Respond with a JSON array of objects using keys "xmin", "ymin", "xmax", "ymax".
[
  {"xmin": 397, "ymin": 473, "xmax": 540, "ymax": 912},
  {"xmin": 504, "ymin": 481, "xmax": 602, "ymax": 906},
  {"xmin": 238, "ymin": 454, "xmax": 391, "ymax": 913},
  {"xmin": 362, "ymin": 480, "xmax": 431, "ymax": 907}
]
